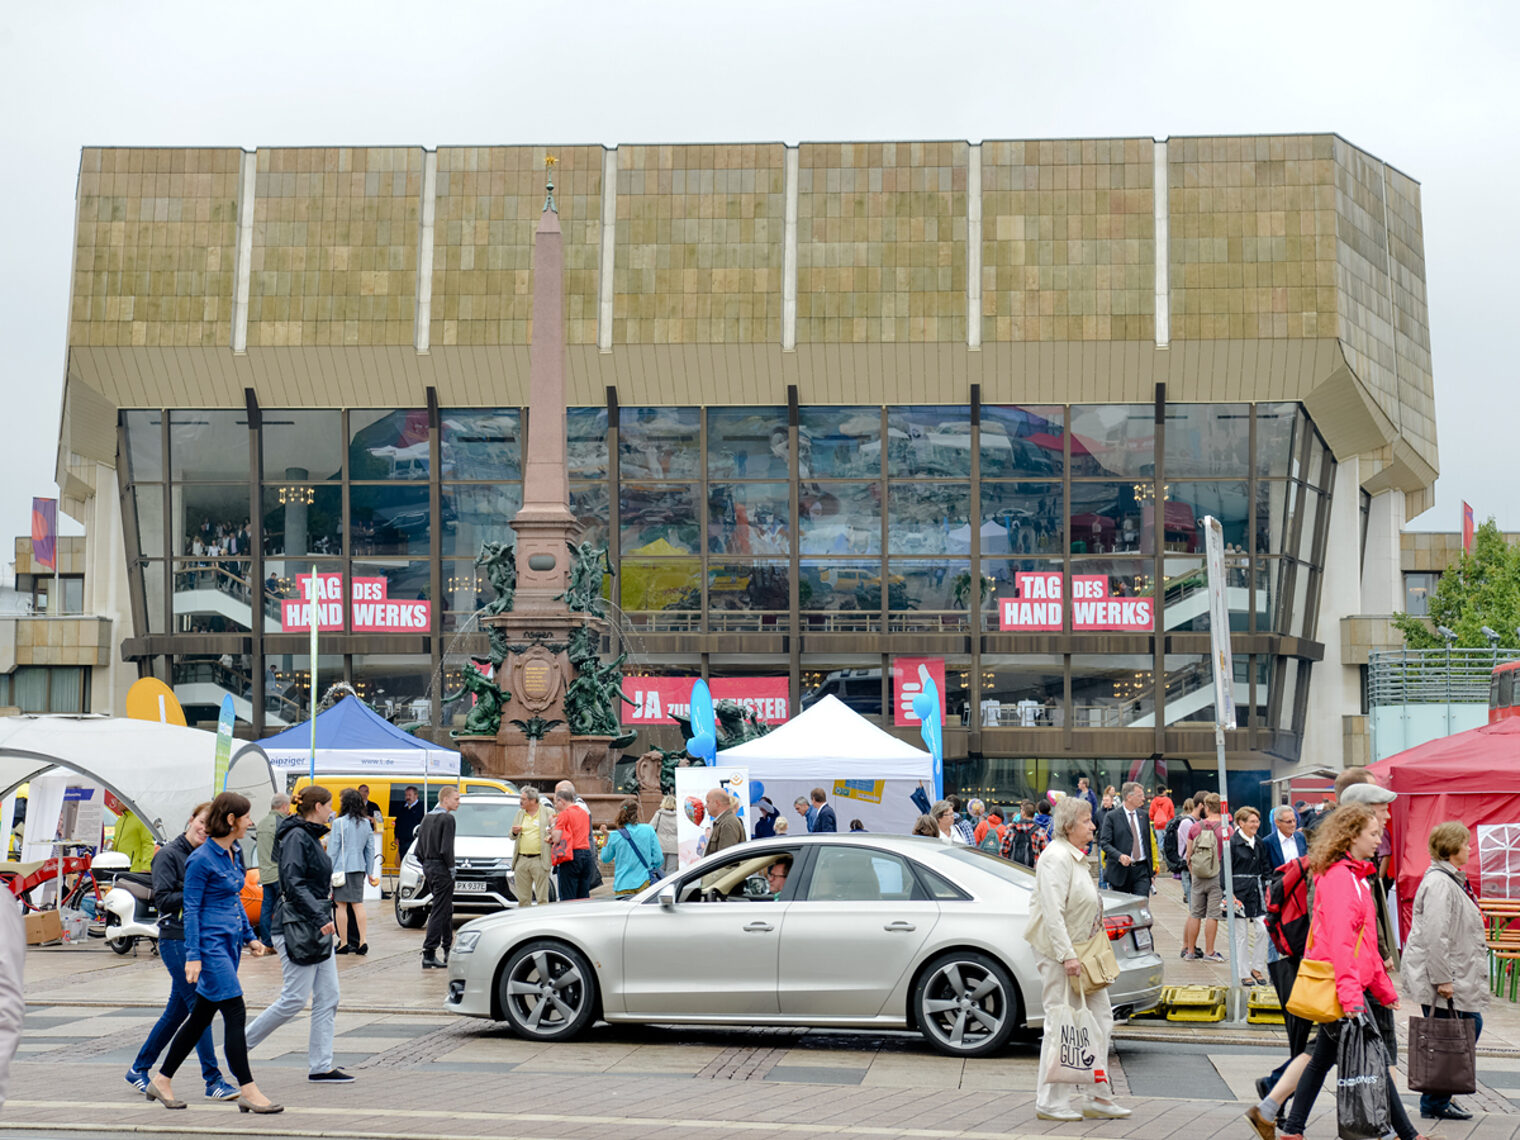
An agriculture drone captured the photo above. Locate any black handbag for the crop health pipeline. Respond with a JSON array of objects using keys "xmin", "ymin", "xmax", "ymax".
[
  {"xmin": 1407, "ymin": 1000, "xmax": 1478, "ymax": 1095},
  {"xmin": 282, "ymin": 900, "xmax": 333, "ymax": 967}
]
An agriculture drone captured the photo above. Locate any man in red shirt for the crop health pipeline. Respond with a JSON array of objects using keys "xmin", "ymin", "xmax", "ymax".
[{"xmin": 551, "ymin": 783, "xmax": 594, "ymax": 900}]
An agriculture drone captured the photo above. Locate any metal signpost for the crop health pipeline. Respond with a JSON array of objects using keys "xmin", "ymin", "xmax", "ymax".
[{"xmin": 1203, "ymin": 516, "xmax": 1243, "ymax": 1020}]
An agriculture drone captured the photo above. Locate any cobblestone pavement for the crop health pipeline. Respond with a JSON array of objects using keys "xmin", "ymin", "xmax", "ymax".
[{"xmin": 8, "ymin": 875, "xmax": 1519, "ymax": 1137}]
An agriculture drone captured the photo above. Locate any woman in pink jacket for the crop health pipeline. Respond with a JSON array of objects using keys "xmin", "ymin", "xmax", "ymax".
[{"xmin": 1279, "ymin": 803, "xmax": 1428, "ymax": 1140}]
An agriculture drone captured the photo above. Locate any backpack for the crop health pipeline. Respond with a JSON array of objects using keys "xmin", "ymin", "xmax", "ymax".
[
  {"xmin": 1001, "ymin": 824, "xmax": 1033, "ymax": 867},
  {"xmin": 978, "ymin": 827, "xmax": 1003, "ymax": 854},
  {"xmin": 1189, "ymin": 821, "xmax": 1221, "ymax": 878},
  {"xmin": 1264, "ymin": 855, "xmax": 1314, "ymax": 957},
  {"xmin": 1161, "ymin": 815, "xmax": 1186, "ymax": 872}
]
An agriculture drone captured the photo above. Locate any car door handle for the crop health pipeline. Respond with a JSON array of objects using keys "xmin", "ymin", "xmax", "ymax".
[
  {"xmin": 883, "ymin": 921, "xmax": 917, "ymax": 932},
  {"xmin": 743, "ymin": 921, "xmax": 774, "ymax": 933}
]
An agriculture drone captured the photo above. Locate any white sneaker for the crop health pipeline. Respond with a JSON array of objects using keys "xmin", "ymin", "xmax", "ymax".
[
  {"xmin": 1082, "ymin": 1101, "xmax": 1133, "ymax": 1119},
  {"xmin": 1036, "ymin": 1108, "xmax": 1084, "ymax": 1122}
]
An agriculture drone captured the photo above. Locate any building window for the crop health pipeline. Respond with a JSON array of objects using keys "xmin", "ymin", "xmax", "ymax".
[
  {"xmin": 1403, "ymin": 572, "xmax": 1438, "ymax": 616},
  {"xmin": 19, "ymin": 575, "xmax": 85, "ymax": 615},
  {"xmin": 0, "ymin": 666, "xmax": 90, "ymax": 713}
]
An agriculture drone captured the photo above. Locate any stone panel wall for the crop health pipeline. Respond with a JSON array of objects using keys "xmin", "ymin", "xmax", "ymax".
[
  {"xmin": 431, "ymin": 145, "xmax": 602, "ymax": 347},
  {"xmin": 247, "ymin": 147, "xmax": 423, "ymax": 347},
  {"xmin": 981, "ymin": 138, "xmax": 1154, "ymax": 342},
  {"xmin": 1168, "ymin": 135, "xmax": 1338, "ymax": 340},
  {"xmin": 612, "ymin": 144, "xmax": 784, "ymax": 344},
  {"xmin": 796, "ymin": 141, "xmax": 967, "ymax": 343},
  {"xmin": 70, "ymin": 148, "xmax": 241, "ymax": 348}
]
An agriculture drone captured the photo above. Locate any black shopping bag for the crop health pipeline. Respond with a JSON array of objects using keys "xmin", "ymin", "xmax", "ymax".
[
  {"xmin": 1336, "ymin": 1014, "xmax": 1390, "ymax": 1140},
  {"xmin": 1407, "ymin": 1001, "xmax": 1477, "ymax": 1095}
]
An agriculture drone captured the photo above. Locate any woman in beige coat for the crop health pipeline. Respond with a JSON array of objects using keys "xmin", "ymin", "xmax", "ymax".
[
  {"xmin": 1401, "ymin": 821, "xmax": 1488, "ymax": 1123},
  {"xmin": 1025, "ymin": 795, "xmax": 1129, "ymax": 1123}
]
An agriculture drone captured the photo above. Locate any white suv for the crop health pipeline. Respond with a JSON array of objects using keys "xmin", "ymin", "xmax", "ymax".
[{"xmin": 393, "ymin": 793, "xmax": 555, "ymax": 927}]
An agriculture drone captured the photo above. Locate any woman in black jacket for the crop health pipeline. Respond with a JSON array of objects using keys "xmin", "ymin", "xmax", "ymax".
[
  {"xmin": 1229, "ymin": 806, "xmax": 1273, "ymax": 987},
  {"xmin": 242, "ymin": 787, "xmax": 352, "ymax": 1083}
]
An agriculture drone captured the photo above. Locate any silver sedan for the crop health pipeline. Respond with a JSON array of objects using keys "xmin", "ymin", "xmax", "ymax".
[{"xmin": 444, "ymin": 833, "xmax": 1163, "ymax": 1057}]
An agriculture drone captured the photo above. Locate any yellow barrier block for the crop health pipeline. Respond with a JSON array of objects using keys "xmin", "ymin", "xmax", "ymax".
[
  {"xmin": 1163, "ymin": 984, "xmax": 1228, "ymax": 1022},
  {"xmin": 1247, "ymin": 984, "xmax": 1285, "ymax": 1024}
]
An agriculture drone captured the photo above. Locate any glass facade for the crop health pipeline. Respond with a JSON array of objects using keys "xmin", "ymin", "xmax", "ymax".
[{"xmin": 121, "ymin": 401, "xmax": 1333, "ymax": 806}]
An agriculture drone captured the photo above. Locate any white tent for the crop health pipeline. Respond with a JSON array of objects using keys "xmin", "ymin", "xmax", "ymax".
[
  {"xmin": 718, "ymin": 695, "xmax": 934, "ymax": 833},
  {"xmin": 0, "ymin": 715, "xmax": 278, "ymax": 844}
]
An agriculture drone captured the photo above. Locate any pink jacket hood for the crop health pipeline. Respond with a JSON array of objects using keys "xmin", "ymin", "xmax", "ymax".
[{"xmin": 1307, "ymin": 855, "xmax": 1396, "ymax": 1013}]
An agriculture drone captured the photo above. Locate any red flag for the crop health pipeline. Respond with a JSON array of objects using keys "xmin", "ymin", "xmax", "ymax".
[
  {"xmin": 1462, "ymin": 501, "xmax": 1474, "ymax": 554},
  {"xmin": 31, "ymin": 497, "xmax": 57, "ymax": 571}
]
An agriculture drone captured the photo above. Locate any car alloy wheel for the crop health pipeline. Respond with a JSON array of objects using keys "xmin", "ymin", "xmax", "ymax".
[
  {"xmin": 498, "ymin": 939, "xmax": 597, "ymax": 1041},
  {"xmin": 394, "ymin": 893, "xmax": 425, "ymax": 929},
  {"xmin": 912, "ymin": 950, "xmax": 1018, "ymax": 1057}
]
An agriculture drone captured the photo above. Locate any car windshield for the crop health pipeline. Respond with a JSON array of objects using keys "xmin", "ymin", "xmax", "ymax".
[
  {"xmin": 942, "ymin": 847, "xmax": 1035, "ymax": 888},
  {"xmin": 452, "ymin": 802, "xmax": 515, "ymax": 838}
]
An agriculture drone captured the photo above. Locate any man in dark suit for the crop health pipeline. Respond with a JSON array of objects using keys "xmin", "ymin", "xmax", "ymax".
[
  {"xmin": 1099, "ymin": 781, "xmax": 1154, "ymax": 897},
  {"xmin": 808, "ymin": 787, "xmax": 837, "ymax": 833},
  {"xmin": 1262, "ymin": 803, "xmax": 1307, "ymax": 871}
]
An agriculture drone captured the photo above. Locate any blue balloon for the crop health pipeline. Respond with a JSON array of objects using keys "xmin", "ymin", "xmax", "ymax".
[{"xmin": 749, "ymin": 780, "xmax": 765, "ymax": 803}]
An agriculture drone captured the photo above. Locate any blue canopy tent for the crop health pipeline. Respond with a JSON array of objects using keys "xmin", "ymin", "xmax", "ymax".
[{"xmin": 248, "ymin": 697, "xmax": 460, "ymax": 778}]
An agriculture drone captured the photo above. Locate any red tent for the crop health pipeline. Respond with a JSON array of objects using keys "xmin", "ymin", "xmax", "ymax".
[{"xmin": 1369, "ymin": 717, "xmax": 1520, "ymax": 937}]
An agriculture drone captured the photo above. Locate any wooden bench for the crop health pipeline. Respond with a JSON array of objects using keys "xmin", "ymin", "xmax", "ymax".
[{"xmin": 1479, "ymin": 899, "xmax": 1520, "ymax": 999}]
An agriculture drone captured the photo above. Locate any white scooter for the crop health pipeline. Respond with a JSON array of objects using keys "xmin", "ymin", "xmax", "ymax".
[{"xmin": 96, "ymin": 852, "xmax": 160, "ymax": 956}]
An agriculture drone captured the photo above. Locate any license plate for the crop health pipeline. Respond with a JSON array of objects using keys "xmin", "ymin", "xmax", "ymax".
[
  {"xmin": 1133, "ymin": 927, "xmax": 1153, "ymax": 951},
  {"xmin": 456, "ymin": 880, "xmax": 489, "ymax": 893}
]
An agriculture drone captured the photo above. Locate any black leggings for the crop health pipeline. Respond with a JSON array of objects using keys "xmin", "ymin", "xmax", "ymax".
[{"xmin": 160, "ymin": 994, "xmax": 251, "ymax": 1087}]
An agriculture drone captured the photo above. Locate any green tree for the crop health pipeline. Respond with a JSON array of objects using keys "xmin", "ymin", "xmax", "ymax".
[{"xmin": 1394, "ymin": 519, "xmax": 1520, "ymax": 649}]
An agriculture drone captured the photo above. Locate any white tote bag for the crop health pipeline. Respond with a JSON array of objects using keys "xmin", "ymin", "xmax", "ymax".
[{"xmin": 1040, "ymin": 978, "xmax": 1106, "ymax": 1086}]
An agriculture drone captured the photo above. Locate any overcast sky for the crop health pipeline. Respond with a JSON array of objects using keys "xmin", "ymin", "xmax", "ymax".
[{"xmin": 1, "ymin": 0, "xmax": 1514, "ymax": 563}]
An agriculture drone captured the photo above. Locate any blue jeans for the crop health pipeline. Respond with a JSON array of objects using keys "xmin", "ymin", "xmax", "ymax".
[
  {"xmin": 131, "ymin": 938, "xmax": 223, "ymax": 1086},
  {"xmin": 1181, "ymin": 868, "xmax": 1192, "ymax": 905},
  {"xmin": 257, "ymin": 881, "xmax": 281, "ymax": 946},
  {"xmin": 1418, "ymin": 1005, "xmax": 1482, "ymax": 1116}
]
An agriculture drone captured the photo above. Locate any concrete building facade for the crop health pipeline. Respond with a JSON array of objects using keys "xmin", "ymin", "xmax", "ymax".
[{"xmin": 52, "ymin": 135, "xmax": 1437, "ymax": 808}]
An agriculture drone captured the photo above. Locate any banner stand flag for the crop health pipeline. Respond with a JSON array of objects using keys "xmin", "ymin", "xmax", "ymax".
[
  {"xmin": 213, "ymin": 694, "xmax": 235, "ymax": 793},
  {"xmin": 31, "ymin": 497, "xmax": 57, "ymax": 572}
]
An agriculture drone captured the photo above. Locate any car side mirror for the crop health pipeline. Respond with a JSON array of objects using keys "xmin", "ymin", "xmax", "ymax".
[{"xmin": 657, "ymin": 885, "xmax": 677, "ymax": 909}]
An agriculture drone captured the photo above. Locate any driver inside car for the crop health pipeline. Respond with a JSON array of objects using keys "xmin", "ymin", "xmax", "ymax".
[{"xmin": 762, "ymin": 855, "xmax": 791, "ymax": 899}]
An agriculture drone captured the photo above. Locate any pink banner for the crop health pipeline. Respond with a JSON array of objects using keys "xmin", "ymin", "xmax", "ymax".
[
  {"xmin": 279, "ymin": 572, "xmax": 432, "ymax": 633},
  {"xmin": 892, "ymin": 656, "xmax": 946, "ymax": 726},
  {"xmin": 621, "ymin": 676, "xmax": 789, "ymax": 726},
  {"xmin": 998, "ymin": 571, "xmax": 1154, "ymax": 632}
]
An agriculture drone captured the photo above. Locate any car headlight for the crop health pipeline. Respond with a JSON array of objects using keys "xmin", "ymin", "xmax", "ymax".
[
  {"xmin": 402, "ymin": 851, "xmax": 421, "ymax": 872},
  {"xmin": 454, "ymin": 931, "xmax": 481, "ymax": 956}
]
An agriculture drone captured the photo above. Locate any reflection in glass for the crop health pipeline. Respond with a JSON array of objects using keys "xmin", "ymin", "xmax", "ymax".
[
  {"xmin": 134, "ymin": 486, "xmax": 165, "ymax": 560},
  {"xmin": 981, "ymin": 655, "xmax": 1063, "ymax": 727},
  {"xmin": 353, "ymin": 654, "xmax": 433, "ymax": 723},
  {"xmin": 1161, "ymin": 482, "xmax": 1250, "ymax": 552},
  {"xmin": 261, "ymin": 410, "xmax": 342, "ymax": 481},
  {"xmin": 982, "ymin": 558, "xmax": 1061, "ymax": 606},
  {"xmin": 1069, "ymin": 482, "xmax": 1146, "ymax": 554},
  {"xmin": 1290, "ymin": 561, "xmax": 1314, "ymax": 639},
  {"xmin": 619, "ymin": 407, "xmax": 700, "ymax": 479},
  {"xmin": 141, "ymin": 561, "xmax": 166, "ymax": 635},
  {"xmin": 1249, "ymin": 654, "xmax": 1271, "ymax": 728},
  {"xmin": 1160, "ymin": 557, "xmax": 1254, "ymax": 633},
  {"xmin": 889, "ymin": 560, "xmax": 970, "ymax": 619},
  {"xmin": 1304, "ymin": 428, "xmax": 1328, "ymax": 490},
  {"xmin": 570, "ymin": 484, "xmax": 609, "ymax": 550},
  {"xmin": 619, "ymin": 558, "xmax": 701, "ymax": 615},
  {"xmin": 568, "ymin": 408, "xmax": 609, "ymax": 480},
  {"xmin": 125, "ymin": 410, "xmax": 163, "ymax": 482},
  {"xmin": 350, "ymin": 484, "xmax": 431, "ymax": 556},
  {"xmin": 1068, "ymin": 405, "xmax": 1155, "ymax": 479},
  {"xmin": 708, "ymin": 484, "xmax": 789, "ymax": 554},
  {"xmin": 799, "ymin": 482, "xmax": 880, "ymax": 555},
  {"xmin": 798, "ymin": 407, "xmax": 880, "ymax": 478},
  {"xmin": 1163, "ymin": 405, "xmax": 1249, "ymax": 477},
  {"xmin": 708, "ymin": 408, "xmax": 789, "ymax": 479},
  {"xmin": 1160, "ymin": 652, "xmax": 1238, "ymax": 726},
  {"xmin": 352, "ymin": 560, "xmax": 431, "ymax": 619},
  {"xmin": 441, "ymin": 484, "xmax": 522, "ymax": 556},
  {"xmin": 267, "ymin": 653, "xmax": 345, "ymax": 716},
  {"xmin": 1072, "ymin": 654, "xmax": 1154, "ymax": 728},
  {"xmin": 1298, "ymin": 487, "xmax": 1323, "ymax": 566},
  {"xmin": 172, "ymin": 486, "xmax": 254, "ymax": 557},
  {"xmin": 438, "ymin": 408, "xmax": 518, "ymax": 481},
  {"xmin": 981, "ymin": 406, "xmax": 1066, "ymax": 477},
  {"xmin": 709, "ymin": 561, "xmax": 790, "ymax": 616},
  {"xmin": 260, "ymin": 485, "xmax": 342, "ymax": 557},
  {"xmin": 349, "ymin": 409, "xmax": 430, "ymax": 480},
  {"xmin": 799, "ymin": 561, "xmax": 884, "ymax": 630},
  {"xmin": 1255, "ymin": 403, "xmax": 1299, "ymax": 477},
  {"xmin": 1067, "ymin": 559, "xmax": 1156, "ymax": 632},
  {"xmin": 1278, "ymin": 657, "xmax": 1301, "ymax": 731},
  {"xmin": 170, "ymin": 411, "xmax": 250, "ymax": 481},
  {"xmin": 620, "ymin": 483, "xmax": 699, "ymax": 555},
  {"xmin": 173, "ymin": 560, "xmax": 252, "ymax": 632},
  {"xmin": 886, "ymin": 407, "xmax": 973, "ymax": 477},
  {"xmin": 886, "ymin": 484, "xmax": 970, "ymax": 555},
  {"xmin": 800, "ymin": 663, "xmax": 882, "ymax": 718},
  {"xmin": 979, "ymin": 483, "xmax": 1063, "ymax": 555}
]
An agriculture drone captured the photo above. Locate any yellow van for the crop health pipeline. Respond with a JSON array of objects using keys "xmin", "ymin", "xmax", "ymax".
[{"xmin": 289, "ymin": 774, "xmax": 518, "ymax": 872}]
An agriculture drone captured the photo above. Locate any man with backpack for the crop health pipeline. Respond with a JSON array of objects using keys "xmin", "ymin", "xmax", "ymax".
[
  {"xmin": 1000, "ymin": 801, "xmax": 1046, "ymax": 868},
  {"xmin": 1181, "ymin": 793, "xmax": 1227, "ymax": 962}
]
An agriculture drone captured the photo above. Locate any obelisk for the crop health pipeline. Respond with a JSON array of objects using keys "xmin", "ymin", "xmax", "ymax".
[{"xmin": 511, "ymin": 158, "xmax": 581, "ymax": 611}]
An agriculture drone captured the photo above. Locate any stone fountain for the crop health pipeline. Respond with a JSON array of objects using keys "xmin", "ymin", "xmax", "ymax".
[{"xmin": 449, "ymin": 163, "xmax": 635, "ymax": 827}]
